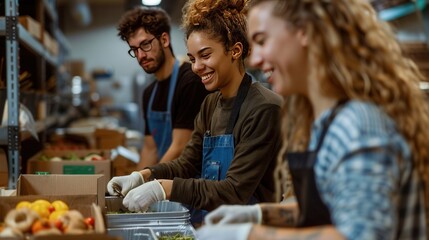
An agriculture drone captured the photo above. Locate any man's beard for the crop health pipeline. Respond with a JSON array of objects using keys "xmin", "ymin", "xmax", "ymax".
[{"xmin": 142, "ymin": 49, "xmax": 165, "ymax": 74}]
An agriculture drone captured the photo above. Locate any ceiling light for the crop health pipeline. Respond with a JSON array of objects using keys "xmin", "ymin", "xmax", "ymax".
[{"xmin": 142, "ymin": 0, "xmax": 161, "ymax": 6}]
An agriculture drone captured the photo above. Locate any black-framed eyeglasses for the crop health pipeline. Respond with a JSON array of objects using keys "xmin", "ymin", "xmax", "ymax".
[{"xmin": 128, "ymin": 37, "xmax": 157, "ymax": 58}]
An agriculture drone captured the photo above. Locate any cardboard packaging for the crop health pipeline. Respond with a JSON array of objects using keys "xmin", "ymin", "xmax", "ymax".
[
  {"xmin": 18, "ymin": 16, "xmax": 42, "ymax": 40},
  {"xmin": 94, "ymin": 128, "xmax": 126, "ymax": 149},
  {"xmin": 0, "ymin": 174, "xmax": 117, "ymax": 239},
  {"xmin": 0, "ymin": 196, "xmax": 118, "ymax": 240},
  {"xmin": 26, "ymin": 150, "xmax": 112, "ymax": 192},
  {"xmin": 64, "ymin": 60, "xmax": 85, "ymax": 77},
  {"xmin": 17, "ymin": 174, "xmax": 105, "ymax": 209},
  {"xmin": 111, "ymin": 146, "xmax": 139, "ymax": 177},
  {"xmin": 0, "ymin": 148, "xmax": 7, "ymax": 187}
]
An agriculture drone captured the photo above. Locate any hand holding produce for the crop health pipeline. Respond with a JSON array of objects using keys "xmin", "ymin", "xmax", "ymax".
[
  {"xmin": 123, "ymin": 180, "xmax": 166, "ymax": 212},
  {"xmin": 204, "ymin": 205, "xmax": 262, "ymax": 225},
  {"xmin": 107, "ymin": 171, "xmax": 145, "ymax": 197},
  {"xmin": 197, "ymin": 223, "xmax": 253, "ymax": 240}
]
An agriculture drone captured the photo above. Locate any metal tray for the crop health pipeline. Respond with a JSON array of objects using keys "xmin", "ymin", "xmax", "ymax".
[
  {"xmin": 106, "ymin": 199, "xmax": 191, "ymax": 228},
  {"xmin": 108, "ymin": 227, "xmax": 157, "ymax": 240}
]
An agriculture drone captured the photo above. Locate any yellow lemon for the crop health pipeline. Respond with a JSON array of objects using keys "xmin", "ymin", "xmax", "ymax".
[
  {"xmin": 32, "ymin": 199, "xmax": 52, "ymax": 209},
  {"xmin": 51, "ymin": 200, "xmax": 69, "ymax": 212},
  {"xmin": 16, "ymin": 201, "xmax": 32, "ymax": 209},
  {"xmin": 30, "ymin": 204, "xmax": 50, "ymax": 219},
  {"xmin": 49, "ymin": 210, "xmax": 68, "ymax": 222}
]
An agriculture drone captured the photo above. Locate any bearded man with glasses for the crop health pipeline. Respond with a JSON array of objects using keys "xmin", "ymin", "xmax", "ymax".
[{"xmin": 116, "ymin": 7, "xmax": 210, "ymax": 169}]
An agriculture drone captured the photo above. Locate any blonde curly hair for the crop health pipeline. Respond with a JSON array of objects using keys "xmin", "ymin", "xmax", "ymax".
[
  {"xmin": 182, "ymin": 0, "xmax": 250, "ymax": 64},
  {"xmin": 249, "ymin": 0, "xmax": 429, "ymax": 209}
]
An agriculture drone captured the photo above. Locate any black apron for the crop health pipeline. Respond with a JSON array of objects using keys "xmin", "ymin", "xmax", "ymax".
[{"xmin": 286, "ymin": 100, "xmax": 347, "ymax": 227}]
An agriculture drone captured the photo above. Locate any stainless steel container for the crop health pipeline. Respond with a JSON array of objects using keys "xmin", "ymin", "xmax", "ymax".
[{"xmin": 106, "ymin": 199, "xmax": 191, "ymax": 228}]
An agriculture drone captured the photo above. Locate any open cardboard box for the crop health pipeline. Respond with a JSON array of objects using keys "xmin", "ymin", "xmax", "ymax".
[
  {"xmin": 17, "ymin": 174, "xmax": 105, "ymax": 209},
  {"xmin": 0, "ymin": 175, "xmax": 118, "ymax": 239},
  {"xmin": 0, "ymin": 196, "xmax": 119, "ymax": 240},
  {"xmin": 26, "ymin": 150, "xmax": 112, "ymax": 192}
]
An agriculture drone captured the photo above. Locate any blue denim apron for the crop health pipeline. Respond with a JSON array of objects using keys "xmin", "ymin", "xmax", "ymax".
[
  {"xmin": 286, "ymin": 100, "xmax": 347, "ymax": 227},
  {"xmin": 147, "ymin": 60, "xmax": 180, "ymax": 160},
  {"xmin": 190, "ymin": 74, "xmax": 253, "ymax": 225}
]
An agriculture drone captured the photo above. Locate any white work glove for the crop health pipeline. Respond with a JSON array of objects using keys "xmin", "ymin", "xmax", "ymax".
[
  {"xmin": 205, "ymin": 205, "xmax": 262, "ymax": 225},
  {"xmin": 107, "ymin": 171, "xmax": 145, "ymax": 197},
  {"xmin": 123, "ymin": 180, "xmax": 166, "ymax": 212},
  {"xmin": 197, "ymin": 223, "xmax": 253, "ymax": 240}
]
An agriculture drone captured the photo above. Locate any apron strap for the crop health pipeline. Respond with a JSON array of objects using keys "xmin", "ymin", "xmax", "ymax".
[
  {"xmin": 314, "ymin": 99, "xmax": 348, "ymax": 152},
  {"xmin": 148, "ymin": 59, "xmax": 180, "ymax": 113},
  {"xmin": 225, "ymin": 74, "xmax": 252, "ymax": 134}
]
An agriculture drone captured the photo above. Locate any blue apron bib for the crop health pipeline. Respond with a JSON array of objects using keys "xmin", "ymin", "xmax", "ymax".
[
  {"xmin": 147, "ymin": 60, "xmax": 180, "ymax": 160},
  {"xmin": 190, "ymin": 74, "xmax": 254, "ymax": 225}
]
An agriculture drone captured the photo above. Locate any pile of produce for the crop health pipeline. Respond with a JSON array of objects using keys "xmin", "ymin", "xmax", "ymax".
[
  {"xmin": 0, "ymin": 199, "xmax": 95, "ymax": 238},
  {"xmin": 38, "ymin": 153, "xmax": 105, "ymax": 161}
]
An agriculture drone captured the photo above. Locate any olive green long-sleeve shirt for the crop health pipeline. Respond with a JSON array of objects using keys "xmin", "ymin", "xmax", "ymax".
[{"xmin": 149, "ymin": 82, "xmax": 282, "ymax": 211}]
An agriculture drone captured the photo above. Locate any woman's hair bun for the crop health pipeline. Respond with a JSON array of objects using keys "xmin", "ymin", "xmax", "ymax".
[{"xmin": 182, "ymin": 0, "xmax": 248, "ymax": 27}]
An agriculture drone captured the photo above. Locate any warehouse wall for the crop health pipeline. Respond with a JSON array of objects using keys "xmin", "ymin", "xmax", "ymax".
[{"xmin": 60, "ymin": 3, "xmax": 188, "ymax": 103}]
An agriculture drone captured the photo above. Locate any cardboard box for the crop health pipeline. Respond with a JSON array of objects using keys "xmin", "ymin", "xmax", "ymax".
[
  {"xmin": 49, "ymin": 38, "xmax": 59, "ymax": 56},
  {"xmin": 42, "ymin": 31, "xmax": 53, "ymax": 52},
  {"xmin": 18, "ymin": 16, "xmax": 42, "ymax": 40},
  {"xmin": 26, "ymin": 150, "xmax": 112, "ymax": 192},
  {"xmin": 0, "ymin": 149, "xmax": 7, "ymax": 187},
  {"xmin": 17, "ymin": 174, "xmax": 105, "ymax": 210},
  {"xmin": 64, "ymin": 60, "xmax": 85, "ymax": 77},
  {"xmin": 94, "ymin": 128, "xmax": 125, "ymax": 149},
  {"xmin": 0, "ymin": 196, "xmax": 119, "ymax": 240},
  {"xmin": 112, "ymin": 156, "xmax": 138, "ymax": 177}
]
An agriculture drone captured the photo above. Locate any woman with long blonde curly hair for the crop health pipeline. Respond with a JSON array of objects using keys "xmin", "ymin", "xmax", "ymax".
[{"xmin": 198, "ymin": 0, "xmax": 429, "ymax": 239}]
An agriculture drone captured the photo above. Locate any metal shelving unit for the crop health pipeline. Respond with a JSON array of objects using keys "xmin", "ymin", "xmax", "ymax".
[
  {"xmin": 378, "ymin": 0, "xmax": 429, "ymax": 45},
  {"xmin": 4, "ymin": 0, "xmax": 20, "ymax": 189},
  {"xmin": 1, "ymin": 0, "xmax": 71, "ymax": 189}
]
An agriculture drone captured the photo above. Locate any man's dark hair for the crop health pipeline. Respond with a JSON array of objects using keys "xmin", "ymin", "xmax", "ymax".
[{"xmin": 118, "ymin": 7, "xmax": 173, "ymax": 53}]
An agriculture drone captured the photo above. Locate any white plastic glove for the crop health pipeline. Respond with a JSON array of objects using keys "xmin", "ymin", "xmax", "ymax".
[
  {"xmin": 197, "ymin": 223, "xmax": 253, "ymax": 240},
  {"xmin": 107, "ymin": 171, "xmax": 145, "ymax": 197},
  {"xmin": 205, "ymin": 205, "xmax": 262, "ymax": 225},
  {"xmin": 123, "ymin": 180, "xmax": 166, "ymax": 212}
]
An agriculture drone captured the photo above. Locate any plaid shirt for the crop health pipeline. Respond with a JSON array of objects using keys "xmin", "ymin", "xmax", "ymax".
[{"xmin": 311, "ymin": 100, "xmax": 426, "ymax": 240}]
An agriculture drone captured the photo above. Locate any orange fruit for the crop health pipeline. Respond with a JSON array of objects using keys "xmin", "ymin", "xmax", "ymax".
[{"xmin": 31, "ymin": 219, "xmax": 51, "ymax": 234}]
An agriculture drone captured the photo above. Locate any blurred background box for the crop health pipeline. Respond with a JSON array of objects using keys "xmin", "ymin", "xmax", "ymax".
[
  {"xmin": 64, "ymin": 60, "xmax": 86, "ymax": 77},
  {"xmin": 0, "ymin": 149, "xmax": 7, "ymax": 188},
  {"xmin": 26, "ymin": 150, "xmax": 112, "ymax": 192},
  {"xmin": 18, "ymin": 16, "xmax": 42, "ymax": 40},
  {"xmin": 94, "ymin": 128, "xmax": 125, "ymax": 149}
]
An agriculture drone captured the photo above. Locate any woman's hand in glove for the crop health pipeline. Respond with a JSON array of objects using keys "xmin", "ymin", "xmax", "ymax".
[
  {"xmin": 197, "ymin": 223, "xmax": 253, "ymax": 240},
  {"xmin": 205, "ymin": 205, "xmax": 262, "ymax": 225},
  {"xmin": 123, "ymin": 180, "xmax": 166, "ymax": 212},
  {"xmin": 107, "ymin": 171, "xmax": 145, "ymax": 197}
]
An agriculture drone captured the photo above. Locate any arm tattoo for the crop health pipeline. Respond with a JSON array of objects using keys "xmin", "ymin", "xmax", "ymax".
[{"xmin": 262, "ymin": 206, "xmax": 296, "ymax": 227}]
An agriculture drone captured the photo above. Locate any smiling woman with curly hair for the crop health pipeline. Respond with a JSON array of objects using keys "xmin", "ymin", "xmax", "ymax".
[{"xmin": 198, "ymin": 0, "xmax": 429, "ymax": 239}]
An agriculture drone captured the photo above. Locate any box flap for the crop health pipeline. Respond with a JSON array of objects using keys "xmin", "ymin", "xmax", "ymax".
[{"xmin": 18, "ymin": 175, "xmax": 105, "ymax": 209}]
